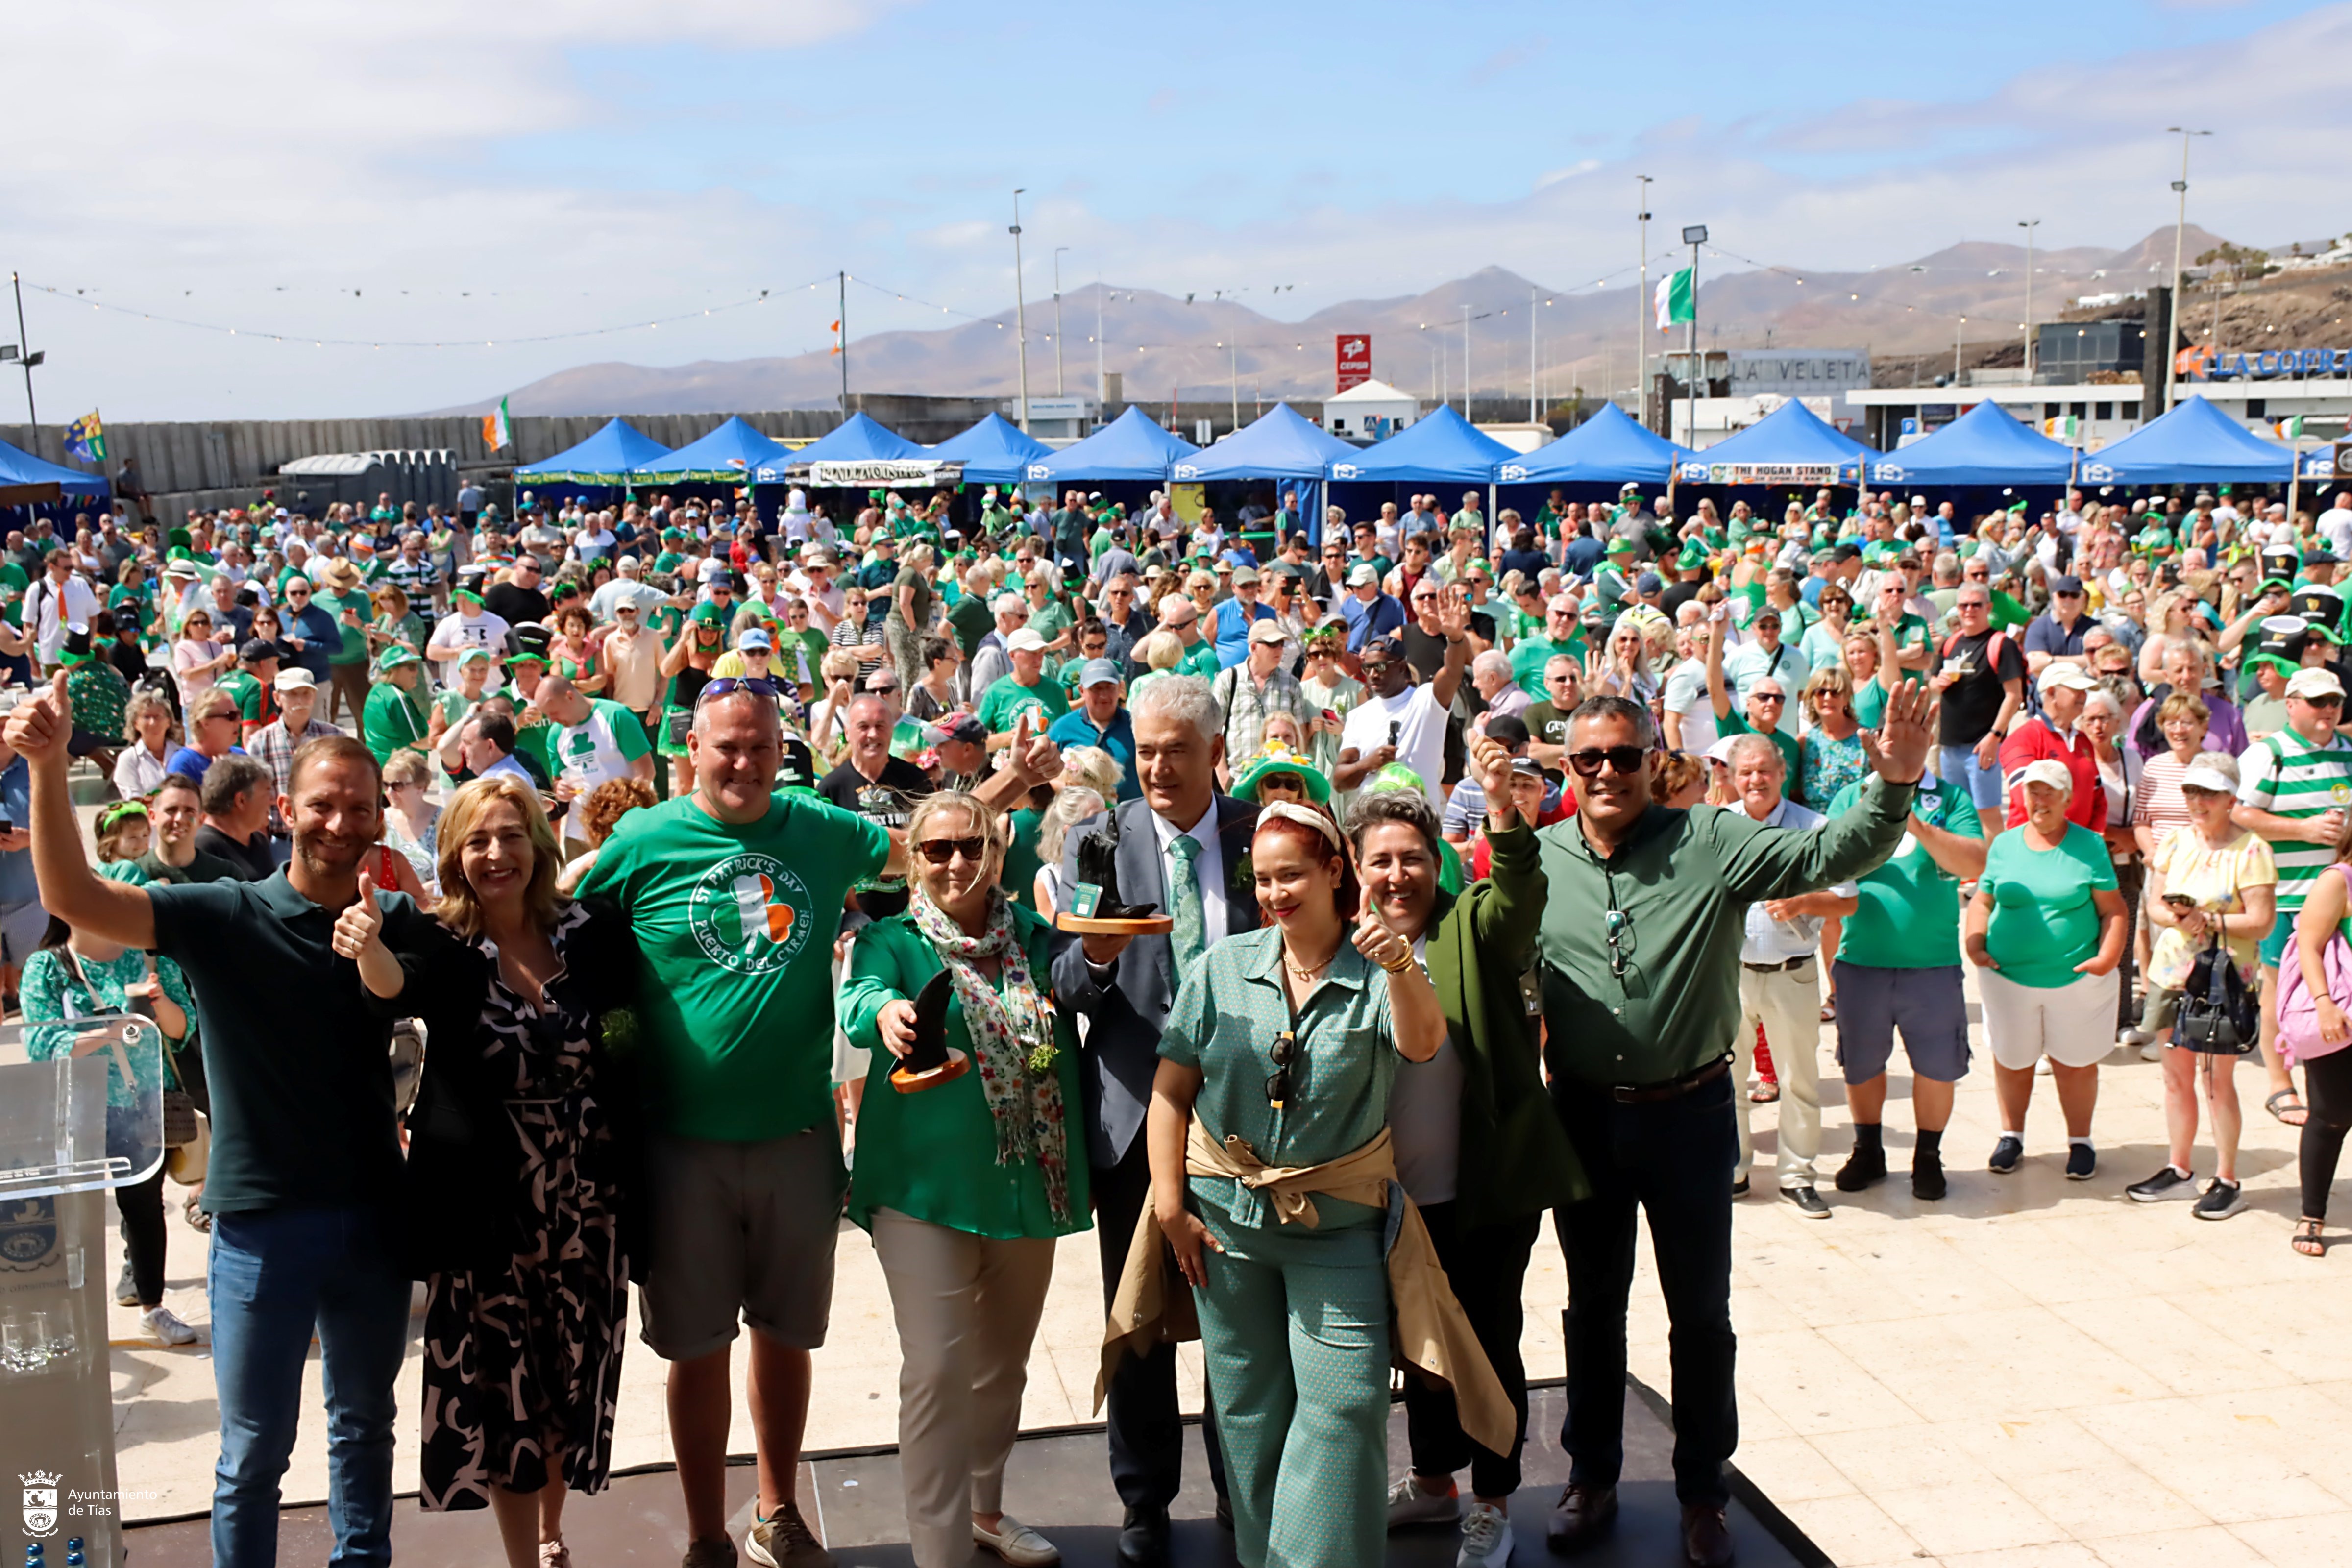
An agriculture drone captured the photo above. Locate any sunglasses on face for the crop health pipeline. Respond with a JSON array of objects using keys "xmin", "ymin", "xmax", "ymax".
[
  {"xmin": 1567, "ymin": 745, "xmax": 1648, "ymax": 777},
  {"xmin": 915, "ymin": 835, "xmax": 986, "ymax": 865}
]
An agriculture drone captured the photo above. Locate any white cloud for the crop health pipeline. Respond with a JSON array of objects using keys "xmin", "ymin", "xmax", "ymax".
[{"xmin": 6, "ymin": 0, "xmax": 2342, "ymax": 419}]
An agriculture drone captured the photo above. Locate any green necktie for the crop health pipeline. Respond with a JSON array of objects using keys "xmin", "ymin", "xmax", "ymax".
[{"xmin": 1168, "ymin": 832, "xmax": 1206, "ymax": 974}]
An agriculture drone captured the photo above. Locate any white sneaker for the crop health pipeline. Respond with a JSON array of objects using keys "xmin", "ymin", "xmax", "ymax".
[
  {"xmin": 1458, "ymin": 1501, "xmax": 1515, "ymax": 1567},
  {"xmin": 141, "ymin": 1306, "xmax": 199, "ymax": 1346},
  {"xmin": 1387, "ymin": 1473, "xmax": 1463, "ymax": 1528},
  {"xmin": 972, "ymin": 1516, "xmax": 1058, "ymax": 1567},
  {"xmin": 2117, "ymin": 1026, "xmax": 2153, "ymax": 1048}
]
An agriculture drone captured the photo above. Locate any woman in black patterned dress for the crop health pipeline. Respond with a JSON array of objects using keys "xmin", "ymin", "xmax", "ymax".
[{"xmin": 405, "ymin": 774, "xmax": 643, "ymax": 1568}]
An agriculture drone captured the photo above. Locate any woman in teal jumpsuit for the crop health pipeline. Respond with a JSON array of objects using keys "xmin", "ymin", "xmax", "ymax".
[{"xmin": 1147, "ymin": 802, "xmax": 1446, "ymax": 1568}]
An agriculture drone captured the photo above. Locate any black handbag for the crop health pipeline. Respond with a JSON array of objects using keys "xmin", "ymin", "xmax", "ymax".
[{"xmin": 2176, "ymin": 934, "xmax": 2258, "ymax": 1055}]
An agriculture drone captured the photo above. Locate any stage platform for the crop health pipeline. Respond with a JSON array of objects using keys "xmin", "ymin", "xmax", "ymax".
[{"xmin": 122, "ymin": 1379, "xmax": 1822, "ymax": 1566}]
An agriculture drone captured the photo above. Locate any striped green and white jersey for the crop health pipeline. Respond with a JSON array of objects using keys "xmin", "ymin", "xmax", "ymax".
[{"xmin": 2237, "ymin": 727, "xmax": 2352, "ymax": 908}]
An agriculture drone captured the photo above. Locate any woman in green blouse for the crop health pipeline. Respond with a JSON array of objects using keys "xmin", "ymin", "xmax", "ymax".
[
  {"xmin": 1149, "ymin": 803, "xmax": 1445, "ymax": 1568},
  {"xmin": 838, "ymin": 790, "xmax": 1086, "ymax": 1568}
]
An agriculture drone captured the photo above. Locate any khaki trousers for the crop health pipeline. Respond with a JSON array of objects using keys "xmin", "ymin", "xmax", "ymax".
[
  {"xmin": 1737, "ymin": 957, "xmax": 1824, "ymax": 1189},
  {"xmin": 869, "ymin": 1207, "xmax": 1057, "ymax": 1568}
]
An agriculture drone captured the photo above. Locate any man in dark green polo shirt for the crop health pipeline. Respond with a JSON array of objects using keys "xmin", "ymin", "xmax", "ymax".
[
  {"xmin": 1533, "ymin": 683, "xmax": 1931, "ymax": 1566},
  {"xmin": 7, "ymin": 680, "xmax": 437, "ymax": 1568}
]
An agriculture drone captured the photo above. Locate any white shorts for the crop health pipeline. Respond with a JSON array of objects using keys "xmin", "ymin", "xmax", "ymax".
[{"xmin": 1978, "ymin": 966, "xmax": 2118, "ymax": 1071}]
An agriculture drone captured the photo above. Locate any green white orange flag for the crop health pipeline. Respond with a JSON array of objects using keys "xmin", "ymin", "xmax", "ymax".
[
  {"xmin": 482, "ymin": 396, "xmax": 513, "ymax": 452},
  {"xmin": 1654, "ymin": 268, "xmax": 1694, "ymax": 332}
]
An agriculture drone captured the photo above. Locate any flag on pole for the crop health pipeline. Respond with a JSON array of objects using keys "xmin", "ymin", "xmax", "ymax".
[
  {"xmin": 2043, "ymin": 415, "xmax": 2079, "ymax": 440},
  {"xmin": 1654, "ymin": 269, "xmax": 1694, "ymax": 332},
  {"xmin": 64, "ymin": 411, "xmax": 106, "ymax": 463},
  {"xmin": 2278, "ymin": 415, "xmax": 2305, "ymax": 440},
  {"xmin": 481, "ymin": 396, "xmax": 513, "ymax": 453},
  {"xmin": 830, "ymin": 319, "xmax": 843, "ymax": 357}
]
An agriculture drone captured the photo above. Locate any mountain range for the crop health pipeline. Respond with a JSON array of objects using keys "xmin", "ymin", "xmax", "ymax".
[{"xmin": 426, "ymin": 225, "xmax": 2230, "ymax": 418}]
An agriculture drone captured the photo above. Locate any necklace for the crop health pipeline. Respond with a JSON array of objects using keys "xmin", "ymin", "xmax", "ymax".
[{"xmin": 1282, "ymin": 938, "xmax": 1339, "ymax": 981}]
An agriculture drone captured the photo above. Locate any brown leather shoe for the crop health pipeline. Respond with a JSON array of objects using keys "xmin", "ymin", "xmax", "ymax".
[
  {"xmin": 1544, "ymin": 1482, "xmax": 1617, "ymax": 1553},
  {"xmin": 1680, "ymin": 1503, "xmax": 1734, "ymax": 1567}
]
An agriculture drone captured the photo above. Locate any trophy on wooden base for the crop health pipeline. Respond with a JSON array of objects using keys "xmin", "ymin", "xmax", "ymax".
[
  {"xmin": 889, "ymin": 971, "xmax": 971, "ymax": 1093},
  {"xmin": 1055, "ymin": 810, "xmax": 1176, "ymax": 935}
]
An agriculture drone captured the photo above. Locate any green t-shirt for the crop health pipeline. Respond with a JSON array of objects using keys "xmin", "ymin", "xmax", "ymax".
[
  {"xmin": 2238, "ymin": 726, "xmax": 2352, "ymax": 911},
  {"xmin": 1178, "ymin": 640, "xmax": 1221, "ymax": 680},
  {"xmin": 975, "ymin": 674, "xmax": 1069, "ymax": 734},
  {"xmin": 316, "ymin": 589, "xmax": 373, "ymax": 664},
  {"xmin": 1717, "ymin": 710, "xmax": 1802, "ymax": 799},
  {"xmin": 216, "ymin": 667, "xmax": 273, "ymax": 727},
  {"xmin": 1981, "ymin": 823, "xmax": 2117, "ymax": 988},
  {"xmin": 836, "ymin": 910, "xmax": 1089, "ymax": 1239},
  {"xmin": 1827, "ymin": 775, "xmax": 1981, "ymax": 970},
  {"xmin": 1002, "ymin": 806, "xmax": 1045, "ymax": 911},
  {"xmin": 576, "ymin": 790, "xmax": 890, "ymax": 1141},
  {"xmin": 1509, "ymin": 633, "xmax": 1583, "ymax": 691},
  {"xmin": 1522, "ymin": 699, "xmax": 1571, "ymax": 754},
  {"xmin": 361, "ymin": 681, "xmax": 429, "ymax": 763}
]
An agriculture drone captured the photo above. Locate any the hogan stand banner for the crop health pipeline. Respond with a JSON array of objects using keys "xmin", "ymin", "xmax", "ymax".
[
  {"xmin": 783, "ymin": 459, "xmax": 963, "ymax": 487},
  {"xmin": 1336, "ymin": 335, "xmax": 1372, "ymax": 392}
]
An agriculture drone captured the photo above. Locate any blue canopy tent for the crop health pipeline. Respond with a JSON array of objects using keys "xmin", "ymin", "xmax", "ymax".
[
  {"xmin": 1329, "ymin": 405, "xmax": 1516, "ymax": 485},
  {"xmin": 1863, "ymin": 399, "xmax": 2078, "ymax": 489},
  {"xmin": 635, "ymin": 416, "xmax": 794, "ymax": 481},
  {"xmin": 2075, "ymin": 395, "xmax": 2294, "ymax": 489},
  {"xmin": 0, "ymin": 437, "xmax": 111, "ymax": 507},
  {"xmin": 1496, "ymin": 401, "xmax": 1690, "ymax": 489},
  {"xmin": 1024, "ymin": 405, "xmax": 1199, "ymax": 485},
  {"xmin": 757, "ymin": 412, "xmax": 945, "ymax": 488},
  {"xmin": 512, "ymin": 418, "xmax": 673, "ymax": 487},
  {"xmin": 1174, "ymin": 404, "xmax": 1357, "ymax": 544},
  {"xmin": 1675, "ymin": 399, "xmax": 1876, "ymax": 487},
  {"xmin": 924, "ymin": 413, "xmax": 1053, "ymax": 486}
]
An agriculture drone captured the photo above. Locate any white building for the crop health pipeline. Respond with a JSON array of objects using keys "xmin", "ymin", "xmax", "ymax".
[
  {"xmin": 1321, "ymin": 379, "xmax": 1419, "ymax": 440},
  {"xmin": 1843, "ymin": 381, "xmax": 2352, "ymax": 453}
]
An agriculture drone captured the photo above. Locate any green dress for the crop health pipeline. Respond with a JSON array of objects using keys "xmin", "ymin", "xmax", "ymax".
[
  {"xmin": 1157, "ymin": 926, "xmax": 1401, "ymax": 1568},
  {"xmin": 836, "ymin": 906, "xmax": 1088, "ymax": 1239}
]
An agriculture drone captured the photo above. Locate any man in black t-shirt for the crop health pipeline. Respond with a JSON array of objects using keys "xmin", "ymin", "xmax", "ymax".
[
  {"xmin": 482, "ymin": 553, "xmax": 552, "ymax": 629},
  {"xmin": 815, "ymin": 692, "xmax": 932, "ymax": 920},
  {"xmin": 1930, "ymin": 585, "xmax": 2026, "ymax": 840}
]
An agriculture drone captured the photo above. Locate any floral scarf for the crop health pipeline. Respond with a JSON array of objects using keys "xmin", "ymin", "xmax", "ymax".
[{"xmin": 907, "ymin": 884, "xmax": 1072, "ymax": 1223}]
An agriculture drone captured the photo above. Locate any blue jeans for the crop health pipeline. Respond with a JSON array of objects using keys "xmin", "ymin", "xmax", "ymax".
[{"xmin": 208, "ymin": 1206, "xmax": 411, "ymax": 1568}]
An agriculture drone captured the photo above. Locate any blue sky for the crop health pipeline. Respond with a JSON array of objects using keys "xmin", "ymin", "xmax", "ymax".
[{"xmin": 7, "ymin": 0, "xmax": 2344, "ymax": 418}]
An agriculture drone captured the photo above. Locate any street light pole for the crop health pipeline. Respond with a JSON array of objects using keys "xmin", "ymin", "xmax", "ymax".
[
  {"xmin": 1053, "ymin": 246, "xmax": 1069, "ymax": 396},
  {"xmin": 1955, "ymin": 315, "xmax": 1966, "ymax": 385},
  {"xmin": 1010, "ymin": 190, "xmax": 1029, "ymax": 432},
  {"xmin": 1095, "ymin": 268, "xmax": 1106, "ymax": 411},
  {"xmin": 1529, "ymin": 285, "xmax": 1539, "ymax": 422},
  {"xmin": 10, "ymin": 271, "xmax": 36, "ymax": 426},
  {"xmin": 1461, "ymin": 303, "xmax": 1471, "ymax": 418},
  {"xmin": 1636, "ymin": 175, "xmax": 1652, "ymax": 430},
  {"xmin": 1683, "ymin": 225, "xmax": 1708, "ymax": 448},
  {"xmin": 837, "ymin": 270, "xmax": 849, "ymax": 412},
  {"xmin": 2163, "ymin": 128, "xmax": 2211, "ymax": 415},
  {"xmin": 2017, "ymin": 219, "xmax": 2041, "ymax": 379}
]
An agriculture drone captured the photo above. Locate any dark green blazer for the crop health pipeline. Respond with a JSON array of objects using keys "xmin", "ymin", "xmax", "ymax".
[{"xmin": 1422, "ymin": 820, "xmax": 1589, "ymax": 1227}]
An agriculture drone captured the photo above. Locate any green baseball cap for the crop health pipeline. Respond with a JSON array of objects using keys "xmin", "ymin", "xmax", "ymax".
[{"xmin": 375, "ymin": 646, "xmax": 420, "ymax": 672}]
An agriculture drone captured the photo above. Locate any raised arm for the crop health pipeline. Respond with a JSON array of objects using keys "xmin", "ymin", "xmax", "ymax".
[
  {"xmin": 1713, "ymin": 681, "xmax": 1933, "ymax": 902},
  {"xmin": 3, "ymin": 675, "xmax": 156, "ymax": 949},
  {"xmin": 1427, "ymin": 587, "xmax": 1473, "ymax": 711}
]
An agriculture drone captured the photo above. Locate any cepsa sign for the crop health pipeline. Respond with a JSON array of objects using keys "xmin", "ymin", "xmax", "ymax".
[{"xmin": 1336, "ymin": 335, "xmax": 1372, "ymax": 391}]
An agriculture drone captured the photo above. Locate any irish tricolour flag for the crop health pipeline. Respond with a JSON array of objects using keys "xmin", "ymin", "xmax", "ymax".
[{"xmin": 1654, "ymin": 268, "xmax": 1694, "ymax": 332}]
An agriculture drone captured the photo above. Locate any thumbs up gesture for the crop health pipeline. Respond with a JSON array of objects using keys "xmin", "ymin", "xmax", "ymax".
[
  {"xmin": 333, "ymin": 870, "xmax": 387, "ymax": 960},
  {"xmin": 1351, "ymin": 882, "xmax": 1413, "ymax": 975},
  {"xmin": 1, "ymin": 671, "xmax": 74, "ymax": 767}
]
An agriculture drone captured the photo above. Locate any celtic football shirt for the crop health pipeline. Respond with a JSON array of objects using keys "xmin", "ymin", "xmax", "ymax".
[{"xmin": 578, "ymin": 790, "xmax": 888, "ymax": 1140}]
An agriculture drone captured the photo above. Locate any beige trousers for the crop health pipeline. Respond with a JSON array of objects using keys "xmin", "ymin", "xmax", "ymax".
[
  {"xmin": 869, "ymin": 1207, "xmax": 1058, "ymax": 1568},
  {"xmin": 1737, "ymin": 957, "xmax": 1824, "ymax": 1189}
]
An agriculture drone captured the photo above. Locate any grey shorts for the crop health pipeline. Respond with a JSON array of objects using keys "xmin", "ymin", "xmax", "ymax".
[
  {"xmin": 1831, "ymin": 960, "xmax": 1972, "ymax": 1086},
  {"xmin": 638, "ymin": 1126, "xmax": 847, "ymax": 1362},
  {"xmin": 0, "ymin": 900, "xmax": 48, "ymax": 967}
]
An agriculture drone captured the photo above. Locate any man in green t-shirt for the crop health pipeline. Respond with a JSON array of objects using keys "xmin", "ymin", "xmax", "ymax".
[
  {"xmin": 974, "ymin": 628, "xmax": 1070, "ymax": 737},
  {"xmin": 1714, "ymin": 676, "xmax": 1802, "ymax": 799},
  {"xmin": 359, "ymin": 648, "xmax": 433, "ymax": 764},
  {"xmin": 1822, "ymin": 772, "xmax": 1984, "ymax": 1201},
  {"xmin": 313, "ymin": 560, "xmax": 376, "ymax": 729},
  {"xmin": 218, "ymin": 639, "xmax": 281, "ymax": 742}
]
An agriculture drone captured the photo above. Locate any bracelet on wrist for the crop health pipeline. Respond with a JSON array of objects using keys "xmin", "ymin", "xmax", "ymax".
[{"xmin": 1380, "ymin": 954, "xmax": 1415, "ymax": 974}]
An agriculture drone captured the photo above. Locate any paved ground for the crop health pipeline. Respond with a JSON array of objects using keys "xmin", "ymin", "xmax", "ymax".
[{"xmin": 106, "ymin": 984, "xmax": 2352, "ymax": 1567}]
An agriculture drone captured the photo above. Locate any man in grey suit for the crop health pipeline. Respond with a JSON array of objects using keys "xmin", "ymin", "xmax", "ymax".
[{"xmin": 1052, "ymin": 673, "xmax": 1253, "ymax": 1566}]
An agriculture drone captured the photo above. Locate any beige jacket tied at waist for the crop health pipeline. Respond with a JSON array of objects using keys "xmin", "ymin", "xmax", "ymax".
[{"xmin": 1096, "ymin": 1119, "xmax": 1515, "ymax": 1456}]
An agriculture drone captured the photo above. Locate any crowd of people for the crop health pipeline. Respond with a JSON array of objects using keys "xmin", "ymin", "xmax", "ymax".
[{"xmin": 5, "ymin": 471, "xmax": 2352, "ymax": 1568}]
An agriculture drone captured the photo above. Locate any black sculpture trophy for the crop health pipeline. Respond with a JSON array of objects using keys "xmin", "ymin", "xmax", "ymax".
[
  {"xmin": 1055, "ymin": 808, "xmax": 1176, "ymax": 935},
  {"xmin": 890, "ymin": 971, "xmax": 970, "ymax": 1093}
]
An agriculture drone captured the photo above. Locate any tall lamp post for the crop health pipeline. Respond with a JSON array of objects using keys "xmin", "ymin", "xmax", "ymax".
[
  {"xmin": 1010, "ymin": 189, "xmax": 1029, "ymax": 431},
  {"xmin": 2017, "ymin": 218, "xmax": 2041, "ymax": 380},
  {"xmin": 1053, "ymin": 246, "xmax": 1069, "ymax": 396},
  {"xmin": 2163, "ymin": 128, "xmax": 2211, "ymax": 415},
  {"xmin": 1682, "ymin": 224, "xmax": 1708, "ymax": 448},
  {"xmin": 1636, "ymin": 176, "xmax": 1653, "ymax": 429}
]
